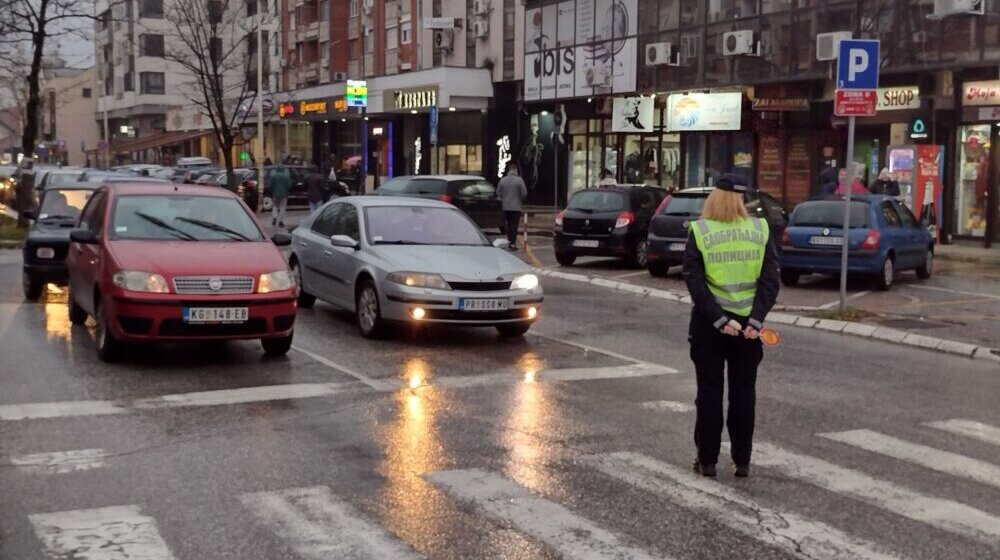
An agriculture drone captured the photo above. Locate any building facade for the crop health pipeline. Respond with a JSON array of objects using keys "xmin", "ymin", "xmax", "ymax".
[{"xmin": 38, "ymin": 67, "xmax": 101, "ymax": 166}]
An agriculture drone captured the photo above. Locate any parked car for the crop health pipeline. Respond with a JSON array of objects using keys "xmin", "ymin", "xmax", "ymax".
[
  {"xmin": 110, "ymin": 164, "xmax": 165, "ymax": 176},
  {"xmin": 289, "ymin": 197, "xmax": 542, "ymax": 338},
  {"xmin": 645, "ymin": 187, "xmax": 788, "ymax": 276},
  {"xmin": 35, "ymin": 168, "xmax": 85, "ymax": 190},
  {"xmin": 0, "ymin": 166, "xmax": 16, "ymax": 206},
  {"xmin": 176, "ymin": 156, "xmax": 214, "ymax": 169},
  {"xmin": 554, "ymin": 185, "xmax": 667, "ymax": 268},
  {"xmin": 21, "ymin": 185, "xmax": 99, "ymax": 300},
  {"xmin": 65, "ymin": 183, "xmax": 296, "ymax": 361},
  {"xmin": 778, "ymin": 195, "xmax": 934, "ymax": 291},
  {"xmin": 373, "ymin": 175, "xmax": 504, "ymax": 231},
  {"xmin": 236, "ymin": 165, "xmax": 348, "ymax": 211}
]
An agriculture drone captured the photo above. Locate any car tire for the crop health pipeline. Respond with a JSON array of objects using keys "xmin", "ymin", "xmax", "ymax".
[
  {"xmin": 355, "ymin": 279, "xmax": 387, "ymax": 339},
  {"xmin": 95, "ymin": 299, "xmax": 123, "ymax": 363},
  {"xmin": 290, "ymin": 260, "xmax": 316, "ymax": 309},
  {"xmin": 916, "ymin": 250, "xmax": 933, "ymax": 280},
  {"xmin": 626, "ymin": 239, "xmax": 649, "ymax": 269},
  {"xmin": 875, "ymin": 256, "xmax": 895, "ymax": 291},
  {"xmin": 556, "ymin": 253, "xmax": 576, "ymax": 267},
  {"xmin": 496, "ymin": 323, "xmax": 531, "ymax": 337},
  {"xmin": 262, "ymin": 195, "xmax": 274, "ymax": 211},
  {"xmin": 22, "ymin": 270, "xmax": 43, "ymax": 301},
  {"xmin": 648, "ymin": 262, "xmax": 669, "ymax": 277},
  {"xmin": 780, "ymin": 271, "xmax": 800, "ymax": 287},
  {"xmin": 67, "ymin": 283, "xmax": 87, "ymax": 325},
  {"xmin": 262, "ymin": 332, "xmax": 294, "ymax": 357}
]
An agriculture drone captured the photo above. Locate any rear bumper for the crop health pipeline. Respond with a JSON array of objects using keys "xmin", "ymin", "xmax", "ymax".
[
  {"xmin": 553, "ymin": 230, "xmax": 632, "ymax": 257},
  {"xmin": 23, "ymin": 263, "xmax": 68, "ymax": 284},
  {"xmin": 779, "ymin": 249, "xmax": 883, "ymax": 274},
  {"xmin": 646, "ymin": 234, "xmax": 687, "ymax": 265}
]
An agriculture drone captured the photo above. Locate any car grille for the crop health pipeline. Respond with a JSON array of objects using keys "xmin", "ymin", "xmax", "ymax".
[
  {"xmin": 447, "ymin": 281, "xmax": 512, "ymax": 291},
  {"xmin": 173, "ymin": 276, "xmax": 255, "ymax": 295},
  {"xmin": 159, "ymin": 318, "xmax": 268, "ymax": 337},
  {"xmin": 424, "ymin": 309, "xmax": 530, "ymax": 321}
]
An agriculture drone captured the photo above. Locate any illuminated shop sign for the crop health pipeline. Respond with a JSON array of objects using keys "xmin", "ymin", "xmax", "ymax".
[
  {"xmin": 496, "ymin": 135, "xmax": 511, "ymax": 179},
  {"xmin": 299, "ymin": 100, "xmax": 328, "ymax": 115},
  {"xmin": 393, "ymin": 88, "xmax": 438, "ymax": 110},
  {"xmin": 346, "ymin": 80, "xmax": 368, "ymax": 107},
  {"xmin": 277, "ymin": 102, "xmax": 296, "ymax": 117}
]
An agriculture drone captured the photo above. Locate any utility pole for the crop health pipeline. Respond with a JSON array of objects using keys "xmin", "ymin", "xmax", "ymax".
[
  {"xmin": 256, "ymin": 0, "xmax": 265, "ymax": 215},
  {"xmin": 102, "ymin": 97, "xmax": 110, "ymax": 169}
]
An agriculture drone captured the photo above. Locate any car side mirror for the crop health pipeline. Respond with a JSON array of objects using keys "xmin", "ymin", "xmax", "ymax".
[
  {"xmin": 70, "ymin": 228, "xmax": 97, "ymax": 244},
  {"xmin": 330, "ymin": 234, "xmax": 359, "ymax": 249},
  {"xmin": 271, "ymin": 231, "xmax": 292, "ymax": 246},
  {"xmin": 21, "ymin": 210, "xmax": 36, "ymax": 220},
  {"xmin": 492, "ymin": 238, "xmax": 510, "ymax": 250}
]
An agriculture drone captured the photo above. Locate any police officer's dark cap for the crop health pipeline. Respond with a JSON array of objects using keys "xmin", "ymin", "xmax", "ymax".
[{"xmin": 715, "ymin": 174, "xmax": 749, "ymax": 193}]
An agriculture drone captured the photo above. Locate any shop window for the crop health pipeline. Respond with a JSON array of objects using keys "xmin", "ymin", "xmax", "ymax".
[
  {"xmin": 955, "ymin": 125, "xmax": 989, "ymax": 238},
  {"xmin": 685, "ymin": 133, "xmax": 706, "ymax": 188},
  {"xmin": 658, "ymin": 0, "xmax": 679, "ymax": 30},
  {"xmin": 661, "ymin": 133, "xmax": 681, "ymax": 190}
]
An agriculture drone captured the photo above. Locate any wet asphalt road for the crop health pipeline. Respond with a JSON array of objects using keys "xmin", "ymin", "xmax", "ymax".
[{"xmin": 1, "ymin": 249, "xmax": 999, "ymax": 559}]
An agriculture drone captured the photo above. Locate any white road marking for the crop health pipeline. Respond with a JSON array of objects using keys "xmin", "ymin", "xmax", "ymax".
[
  {"xmin": 610, "ymin": 271, "xmax": 651, "ymax": 280},
  {"xmin": 240, "ymin": 485, "xmax": 420, "ymax": 560},
  {"xmin": 641, "ymin": 401, "xmax": 694, "ymax": 413},
  {"xmin": 11, "ymin": 449, "xmax": 106, "ymax": 474},
  {"xmin": 818, "ymin": 290, "xmax": 871, "ymax": 310},
  {"xmin": 533, "ymin": 331, "xmax": 674, "ymax": 370},
  {"xmin": 584, "ymin": 452, "xmax": 902, "ymax": 560},
  {"xmin": 819, "ymin": 429, "xmax": 1000, "ymax": 489},
  {"xmin": 30, "ymin": 505, "xmax": 176, "ymax": 560},
  {"xmin": 0, "ymin": 400, "xmax": 127, "ymax": 421},
  {"xmin": 292, "ymin": 345, "xmax": 401, "ymax": 391},
  {"xmin": 426, "ymin": 468, "xmax": 665, "ymax": 560},
  {"xmin": 905, "ymin": 283, "xmax": 1000, "ymax": 301},
  {"xmin": 924, "ymin": 419, "xmax": 1000, "ymax": 448},
  {"xmin": 745, "ymin": 441, "xmax": 1000, "ymax": 543}
]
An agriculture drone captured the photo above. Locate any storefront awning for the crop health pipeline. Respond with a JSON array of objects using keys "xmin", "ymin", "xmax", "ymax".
[{"xmin": 105, "ymin": 130, "xmax": 212, "ymax": 155}]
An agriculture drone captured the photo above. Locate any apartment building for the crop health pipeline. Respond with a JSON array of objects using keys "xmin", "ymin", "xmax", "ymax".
[{"xmin": 37, "ymin": 67, "xmax": 101, "ymax": 166}]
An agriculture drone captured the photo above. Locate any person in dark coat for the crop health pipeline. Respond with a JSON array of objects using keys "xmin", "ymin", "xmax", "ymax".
[
  {"xmin": 870, "ymin": 168, "xmax": 901, "ymax": 196},
  {"xmin": 818, "ymin": 165, "xmax": 839, "ymax": 196},
  {"xmin": 305, "ymin": 165, "xmax": 326, "ymax": 214}
]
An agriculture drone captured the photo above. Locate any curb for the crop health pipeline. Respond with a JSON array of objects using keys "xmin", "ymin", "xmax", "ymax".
[
  {"xmin": 535, "ymin": 268, "xmax": 1000, "ymax": 364},
  {"xmin": 934, "ymin": 252, "xmax": 1000, "ymax": 268}
]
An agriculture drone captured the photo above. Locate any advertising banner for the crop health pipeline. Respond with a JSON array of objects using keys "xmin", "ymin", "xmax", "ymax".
[
  {"xmin": 611, "ymin": 96, "xmax": 654, "ymax": 132},
  {"xmin": 915, "ymin": 145, "xmax": 944, "ymax": 241},
  {"xmin": 665, "ymin": 92, "xmax": 742, "ymax": 132}
]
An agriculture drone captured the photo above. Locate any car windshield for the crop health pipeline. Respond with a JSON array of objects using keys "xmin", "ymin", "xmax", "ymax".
[
  {"xmin": 47, "ymin": 172, "xmax": 83, "ymax": 187},
  {"xmin": 366, "ymin": 206, "xmax": 487, "ymax": 246},
  {"xmin": 38, "ymin": 189, "xmax": 93, "ymax": 221},
  {"xmin": 568, "ymin": 191, "xmax": 626, "ymax": 212},
  {"xmin": 792, "ymin": 200, "xmax": 870, "ymax": 228},
  {"xmin": 661, "ymin": 195, "xmax": 706, "ymax": 216},
  {"xmin": 111, "ymin": 195, "xmax": 264, "ymax": 241}
]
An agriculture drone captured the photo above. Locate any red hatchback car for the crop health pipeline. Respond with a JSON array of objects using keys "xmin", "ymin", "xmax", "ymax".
[{"xmin": 66, "ymin": 183, "xmax": 297, "ymax": 362}]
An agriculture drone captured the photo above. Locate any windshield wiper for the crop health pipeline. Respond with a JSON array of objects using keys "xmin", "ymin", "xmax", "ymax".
[
  {"xmin": 174, "ymin": 217, "xmax": 252, "ymax": 241},
  {"xmin": 133, "ymin": 212, "xmax": 198, "ymax": 241}
]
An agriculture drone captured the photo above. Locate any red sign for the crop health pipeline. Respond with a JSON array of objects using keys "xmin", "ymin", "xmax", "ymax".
[
  {"xmin": 277, "ymin": 102, "xmax": 296, "ymax": 118},
  {"xmin": 834, "ymin": 90, "xmax": 877, "ymax": 117}
]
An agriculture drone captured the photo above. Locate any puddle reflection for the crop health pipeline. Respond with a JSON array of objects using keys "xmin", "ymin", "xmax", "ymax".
[{"xmin": 504, "ymin": 351, "xmax": 554, "ymax": 490}]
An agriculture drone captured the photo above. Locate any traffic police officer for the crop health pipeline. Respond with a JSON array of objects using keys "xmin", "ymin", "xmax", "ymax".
[{"xmin": 682, "ymin": 174, "xmax": 780, "ymax": 478}]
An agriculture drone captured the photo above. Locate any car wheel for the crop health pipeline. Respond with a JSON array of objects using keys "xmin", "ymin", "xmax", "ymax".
[
  {"xmin": 875, "ymin": 256, "xmax": 895, "ymax": 291},
  {"xmin": 95, "ymin": 299, "xmax": 123, "ymax": 363},
  {"xmin": 262, "ymin": 195, "xmax": 274, "ymax": 211},
  {"xmin": 626, "ymin": 239, "xmax": 649, "ymax": 268},
  {"xmin": 648, "ymin": 262, "xmax": 669, "ymax": 277},
  {"xmin": 290, "ymin": 260, "xmax": 316, "ymax": 309},
  {"xmin": 262, "ymin": 332, "xmax": 294, "ymax": 357},
  {"xmin": 67, "ymin": 283, "xmax": 87, "ymax": 325},
  {"xmin": 22, "ymin": 270, "xmax": 43, "ymax": 301},
  {"xmin": 916, "ymin": 250, "xmax": 933, "ymax": 280},
  {"xmin": 355, "ymin": 279, "xmax": 387, "ymax": 339},
  {"xmin": 496, "ymin": 323, "xmax": 531, "ymax": 337},
  {"xmin": 556, "ymin": 253, "xmax": 576, "ymax": 267},
  {"xmin": 780, "ymin": 271, "xmax": 800, "ymax": 287}
]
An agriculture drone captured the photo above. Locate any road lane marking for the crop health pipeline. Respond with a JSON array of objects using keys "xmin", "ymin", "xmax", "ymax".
[
  {"xmin": 924, "ymin": 419, "xmax": 1000, "ymax": 448},
  {"xmin": 819, "ymin": 429, "xmax": 1000, "ymax": 489},
  {"xmin": 818, "ymin": 290, "xmax": 871, "ymax": 310},
  {"xmin": 533, "ymin": 331, "xmax": 677, "ymax": 371},
  {"xmin": 426, "ymin": 468, "xmax": 665, "ymax": 560},
  {"xmin": 743, "ymin": 441, "xmax": 1000, "ymax": 543},
  {"xmin": 240, "ymin": 485, "xmax": 421, "ymax": 560},
  {"xmin": 292, "ymin": 345, "xmax": 402, "ymax": 391},
  {"xmin": 611, "ymin": 270, "xmax": 651, "ymax": 280},
  {"xmin": 11, "ymin": 449, "xmax": 106, "ymax": 474},
  {"xmin": 905, "ymin": 284, "xmax": 1000, "ymax": 301},
  {"xmin": 584, "ymin": 452, "xmax": 902, "ymax": 560},
  {"xmin": 0, "ymin": 400, "xmax": 127, "ymax": 421},
  {"xmin": 30, "ymin": 505, "xmax": 176, "ymax": 560},
  {"xmin": 641, "ymin": 401, "xmax": 694, "ymax": 413}
]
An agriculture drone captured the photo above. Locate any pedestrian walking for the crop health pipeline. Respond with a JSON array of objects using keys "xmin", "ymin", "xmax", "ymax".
[
  {"xmin": 270, "ymin": 164, "xmax": 291, "ymax": 228},
  {"xmin": 870, "ymin": 167, "xmax": 900, "ymax": 196},
  {"xmin": 497, "ymin": 162, "xmax": 527, "ymax": 251},
  {"xmin": 683, "ymin": 174, "xmax": 780, "ymax": 478},
  {"xmin": 305, "ymin": 165, "xmax": 326, "ymax": 214}
]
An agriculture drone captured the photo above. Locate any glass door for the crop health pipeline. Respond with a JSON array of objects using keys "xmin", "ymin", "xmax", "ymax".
[{"xmin": 955, "ymin": 125, "xmax": 990, "ymax": 240}]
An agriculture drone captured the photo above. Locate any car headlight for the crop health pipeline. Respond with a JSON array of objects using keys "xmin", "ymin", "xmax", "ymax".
[
  {"xmin": 386, "ymin": 272, "xmax": 451, "ymax": 290},
  {"xmin": 512, "ymin": 273, "xmax": 539, "ymax": 290},
  {"xmin": 258, "ymin": 270, "xmax": 294, "ymax": 293},
  {"xmin": 113, "ymin": 271, "xmax": 169, "ymax": 293}
]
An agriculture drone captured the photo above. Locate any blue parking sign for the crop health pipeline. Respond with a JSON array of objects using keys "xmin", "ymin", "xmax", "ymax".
[{"xmin": 837, "ymin": 39, "xmax": 880, "ymax": 90}]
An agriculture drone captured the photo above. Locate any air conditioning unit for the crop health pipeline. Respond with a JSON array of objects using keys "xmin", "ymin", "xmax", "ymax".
[
  {"xmin": 645, "ymin": 42, "xmax": 679, "ymax": 66},
  {"xmin": 332, "ymin": 71, "xmax": 347, "ymax": 81},
  {"xmin": 815, "ymin": 31, "xmax": 852, "ymax": 61},
  {"xmin": 722, "ymin": 30, "xmax": 758, "ymax": 56},
  {"xmin": 433, "ymin": 29, "xmax": 454, "ymax": 52},
  {"xmin": 364, "ymin": 25, "xmax": 372, "ymax": 36},
  {"xmin": 583, "ymin": 64, "xmax": 610, "ymax": 87},
  {"xmin": 473, "ymin": 0, "xmax": 490, "ymax": 15},
  {"xmin": 473, "ymin": 20, "xmax": 489, "ymax": 38},
  {"xmin": 932, "ymin": 0, "xmax": 984, "ymax": 17},
  {"xmin": 362, "ymin": 0, "xmax": 373, "ymax": 14}
]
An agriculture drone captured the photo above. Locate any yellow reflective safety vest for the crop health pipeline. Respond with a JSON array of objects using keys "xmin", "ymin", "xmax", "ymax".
[{"xmin": 690, "ymin": 217, "xmax": 769, "ymax": 317}]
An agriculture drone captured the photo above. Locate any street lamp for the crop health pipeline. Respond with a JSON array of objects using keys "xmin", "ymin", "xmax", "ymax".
[{"xmin": 255, "ymin": 0, "xmax": 265, "ymax": 216}]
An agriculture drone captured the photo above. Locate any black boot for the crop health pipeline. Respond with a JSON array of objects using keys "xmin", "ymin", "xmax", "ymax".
[
  {"xmin": 733, "ymin": 464, "xmax": 750, "ymax": 478},
  {"xmin": 692, "ymin": 459, "xmax": 717, "ymax": 477}
]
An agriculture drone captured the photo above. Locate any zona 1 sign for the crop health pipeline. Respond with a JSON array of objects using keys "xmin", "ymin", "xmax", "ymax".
[{"xmin": 835, "ymin": 90, "xmax": 877, "ymax": 117}]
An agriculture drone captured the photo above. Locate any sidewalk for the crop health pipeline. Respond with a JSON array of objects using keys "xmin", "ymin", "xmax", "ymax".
[{"xmin": 935, "ymin": 242, "xmax": 1000, "ymax": 267}]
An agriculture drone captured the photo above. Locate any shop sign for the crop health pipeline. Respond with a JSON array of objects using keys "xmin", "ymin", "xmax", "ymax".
[
  {"xmin": 978, "ymin": 106, "xmax": 1000, "ymax": 120},
  {"xmin": 962, "ymin": 81, "xmax": 1000, "ymax": 106},
  {"xmin": 496, "ymin": 135, "xmax": 512, "ymax": 179},
  {"xmin": 423, "ymin": 17, "xmax": 455, "ymax": 29},
  {"xmin": 523, "ymin": 0, "xmax": 638, "ymax": 101},
  {"xmin": 414, "ymin": 137, "xmax": 422, "ymax": 174},
  {"xmin": 751, "ymin": 98, "xmax": 809, "ymax": 111},
  {"xmin": 277, "ymin": 102, "xmax": 296, "ymax": 117},
  {"xmin": 299, "ymin": 100, "xmax": 328, "ymax": 115},
  {"xmin": 909, "ymin": 117, "xmax": 928, "ymax": 141},
  {"xmin": 333, "ymin": 98, "xmax": 348, "ymax": 113},
  {"xmin": 393, "ymin": 88, "xmax": 437, "ymax": 110},
  {"xmin": 834, "ymin": 90, "xmax": 877, "ymax": 117},
  {"xmin": 429, "ymin": 105, "xmax": 438, "ymax": 146},
  {"xmin": 665, "ymin": 92, "xmax": 742, "ymax": 132},
  {"xmin": 877, "ymin": 86, "xmax": 919, "ymax": 111},
  {"xmin": 346, "ymin": 80, "xmax": 368, "ymax": 107},
  {"xmin": 611, "ymin": 96, "xmax": 654, "ymax": 132}
]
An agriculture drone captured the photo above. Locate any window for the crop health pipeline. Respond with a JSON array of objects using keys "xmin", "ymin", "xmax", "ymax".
[
  {"xmin": 210, "ymin": 38, "xmax": 223, "ymax": 61},
  {"xmin": 312, "ymin": 204, "xmax": 340, "ymax": 236},
  {"xmin": 208, "ymin": 0, "xmax": 224, "ymax": 24},
  {"xmin": 140, "ymin": 72, "xmax": 165, "ymax": 94},
  {"xmin": 320, "ymin": 0, "xmax": 328, "ymax": 20},
  {"xmin": 896, "ymin": 203, "xmax": 918, "ymax": 228},
  {"xmin": 82, "ymin": 88, "xmax": 92, "ymax": 98},
  {"xmin": 79, "ymin": 192, "xmax": 107, "ymax": 235},
  {"xmin": 401, "ymin": 21, "xmax": 411, "ymax": 44},
  {"xmin": 140, "ymin": 34, "xmax": 164, "ymax": 57},
  {"xmin": 111, "ymin": 195, "xmax": 264, "ymax": 241},
  {"xmin": 246, "ymin": 0, "xmax": 256, "ymax": 16},
  {"xmin": 350, "ymin": 0, "xmax": 358, "ymax": 17},
  {"xmin": 139, "ymin": 0, "xmax": 163, "ymax": 18},
  {"xmin": 881, "ymin": 202, "xmax": 902, "ymax": 227},
  {"xmin": 123, "ymin": 72, "xmax": 134, "ymax": 92},
  {"xmin": 386, "ymin": 25, "xmax": 398, "ymax": 50},
  {"xmin": 331, "ymin": 204, "xmax": 359, "ymax": 240}
]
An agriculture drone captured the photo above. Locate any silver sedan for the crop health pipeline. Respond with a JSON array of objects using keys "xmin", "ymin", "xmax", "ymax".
[{"xmin": 290, "ymin": 197, "xmax": 543, "ymax": 338}]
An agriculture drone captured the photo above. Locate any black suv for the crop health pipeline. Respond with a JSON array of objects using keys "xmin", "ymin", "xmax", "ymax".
[
  {"xmin": 646, "ymin": 187, "xmax": 788, "ymax": 276},
  {"xmin": 554, "ymin": 185, "xmax": 667, "ymax": 268},
  {"xmin": 21, "ymin": 185, "xmax": 97, "ymax": 300},
  {"xmin": 373, "ymin": 175, "xmax": 504, "ymax": 231}
]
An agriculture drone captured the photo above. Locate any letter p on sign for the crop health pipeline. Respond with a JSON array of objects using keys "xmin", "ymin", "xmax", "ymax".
[
  {"xmin": 836, "ymin": 39, "xmax": 879, "ymax": 90},
  {"xmin": 848, "ymin": 49, "xmax": 868, "ymax": 81}
]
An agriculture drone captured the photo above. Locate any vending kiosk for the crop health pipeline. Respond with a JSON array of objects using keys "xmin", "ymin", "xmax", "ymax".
[{"xmin": 886, "ymin": 144, "xmax": 944, "ymax": 241}]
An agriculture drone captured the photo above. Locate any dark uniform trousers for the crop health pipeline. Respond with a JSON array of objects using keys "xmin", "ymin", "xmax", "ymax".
[{"xmin": 689, "ymin": 312, "xmax": 763, "ymax": 466}]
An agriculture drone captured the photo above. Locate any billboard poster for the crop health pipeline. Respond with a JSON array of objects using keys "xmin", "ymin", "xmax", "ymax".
[
  {"xmin": 915, "ymin": 145, "xmax": 944, "ymax": 241},
  {"xmin": 665, "ymin": 92, "xmax": 743, "ymax": 132},
  {"xmin": 611, "ymin": 96, "xmax": 654, "ymax": 132}
]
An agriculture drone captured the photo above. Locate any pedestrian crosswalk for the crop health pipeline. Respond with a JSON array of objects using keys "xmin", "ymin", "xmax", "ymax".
[{"xmin": 9, "ymin": 416, "xmax": 1000, "ymax": 558}]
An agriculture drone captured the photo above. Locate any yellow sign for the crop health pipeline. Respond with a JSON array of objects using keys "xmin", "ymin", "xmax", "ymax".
[
  {"xmin": 299, "ymin": 100, "xmax": 328, "ymax": 115},
  {"xmin": 333, "ymin": 98, "xmax": 348, "ymax": 113}
]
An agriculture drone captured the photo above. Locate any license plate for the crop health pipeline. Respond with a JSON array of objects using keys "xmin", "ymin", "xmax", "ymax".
[
  {"xmin": 668, "ymin": 242, "xmax": 687, "ymax": 252},
  {"xmin": 809, "ymin": 236, "xmax": 843, "ymax": 246},
  {"xmin": 460, "ymin": 298, "xmax": 509, "ymax": 311},
  {"xmin": 36, "ymin": 247, "xmax": 55, "ymax": 259},
  {"xmin": 573, "ymin": 239, "xmax": 600, "ymax": 248},
  {"xmin": 183, "ymin": 307, "xmax": 249, "ymax": 324}
]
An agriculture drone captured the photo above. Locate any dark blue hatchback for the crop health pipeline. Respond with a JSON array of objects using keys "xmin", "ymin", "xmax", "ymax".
[{"xmin": 778, "ymin": 196, "xmax": 934, "ymax": 291}]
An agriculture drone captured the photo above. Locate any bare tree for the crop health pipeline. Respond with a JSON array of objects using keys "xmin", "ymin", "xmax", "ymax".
[{"xmin": 164, "ymin": 0, "xmax": 257, "ymax": 190}]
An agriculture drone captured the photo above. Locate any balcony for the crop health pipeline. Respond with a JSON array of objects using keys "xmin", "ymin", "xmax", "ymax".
[
  {"xmin": 299, "ymin": 61, "xmax": 320, "ymax": 82},
  {"xmin": 298, "ymin": 20, "xmax": 319, "ymax": 41}
]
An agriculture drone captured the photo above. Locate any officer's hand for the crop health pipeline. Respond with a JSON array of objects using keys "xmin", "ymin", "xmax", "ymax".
[
  {"xmin": 721, "ymin": 320, "xmax": 741, "ymax": 336},
  {"xmin": 743, "ymin": 326, "xmax": 760, "ymax": 340}
]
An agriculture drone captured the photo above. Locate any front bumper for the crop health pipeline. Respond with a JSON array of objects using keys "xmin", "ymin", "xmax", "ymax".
[
  {"xmin": 106, "ymin": 291, "xmax": 297, "ymax": 342},
  {"xmin": 380, "ymin": 282, "xmax": 543, "ymax": 326}
]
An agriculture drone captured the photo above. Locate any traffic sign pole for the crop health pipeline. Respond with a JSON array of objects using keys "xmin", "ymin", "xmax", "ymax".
[{"xmin": 839, "ymin": 115, "xmax": 855, "ymax": 316}]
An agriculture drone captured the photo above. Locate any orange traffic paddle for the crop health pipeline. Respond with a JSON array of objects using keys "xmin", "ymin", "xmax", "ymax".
[{"xmin": 759, "ymin": 328, "xmax": 781, "ymax": 347}]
